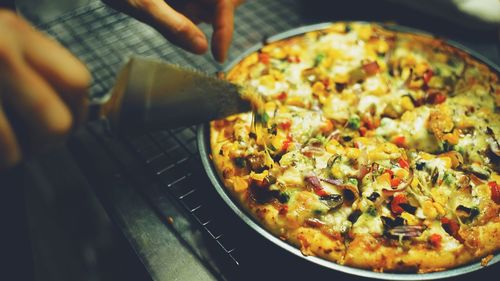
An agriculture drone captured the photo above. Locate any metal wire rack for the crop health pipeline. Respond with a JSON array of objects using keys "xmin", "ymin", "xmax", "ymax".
[{"xmin": 36, "ymin": 0, "xmax": 304, "ymax": 271}]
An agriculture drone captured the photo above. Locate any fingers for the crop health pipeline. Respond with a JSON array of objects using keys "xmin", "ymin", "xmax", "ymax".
[
  {"xmin": 131, "ymin": 0, "xmax": 209, "ymax": 54},
  {"xmin": 23, "ymin": 28, "xmax": 91, "ymax": 128},
  {"xmin": 0, "ymin": 9, "xmax": 88, "ymax": 169},
  {"xmin": 104, "ymin": 0, "xmax": 239, "ymax": 62},
  {"xmin": 3, "ymin": 59, "xmax": 73, "ymax": 154},
  {"xmin": 211, "ymin": 0, "xmax": 234, "ymax": 62},
  {"xmin": 0, "ymin": 105, "xmax": 21, "ymax": 169}
]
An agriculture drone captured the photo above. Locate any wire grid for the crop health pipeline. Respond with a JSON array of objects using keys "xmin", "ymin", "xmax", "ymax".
[{"xmin": 38, "ymin": 0, "xmax": 305, "ymax": 267}]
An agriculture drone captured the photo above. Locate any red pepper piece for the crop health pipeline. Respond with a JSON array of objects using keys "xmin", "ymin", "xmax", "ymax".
[
  {"xmin": 391, "ymin": 177, "xmax": 402, "ymax": 187},
  {"xmin": 391, "ymin": 193, "xmax": 407, "ymax": 214},
  {"xmin": 428, "ymin": 233, "xmax": 442, "ymax": 248},
  {"xmin": 279, "ymin": 205, "xmax": 288, "ymax": 215},
  {"xmin": 385, "ymin": 169, "xmax": 394, "ymax": 177},
  {"xmin": 314, "ymin": 188, "xmax": 329, "ymax": 197},
  {"xmin": 277, "ymin": 91, "xmax": 288, "ymax": 100},
  {"xmin": 398, "ymin": 158, "xmax": 409, "ymax": 169},
  {"xmin": 423, "ymin": 69, "xmax": 434, "ymax": 85},
  {"xmin": 280, "ymin": 120, "xmax": 292, "ymax": 130},
  {"xmin": 427, "ymin": 90, "xmax": 447, "ymax": 104},
  {"xmin": 441, "ymin": 217, "xmax": 461, "ymax": 240},
  {"xmin": 282, "ymin": 135, "xmax": 293, "ymax": 151},
  {"xmin": 488, "ymin": 181, "xmax": 500, "ymax": 204},
  {"xmin": 393, "ymin": 135, "xmax": 406, "ymax": 147},
  {"xmin": 259, "ymin": 52, "xmax": 270, "ymax": 64},
  {"xmin": 362, "ymin": 61, "xmax": 380, "ymax": 75},
  {"xmin": 359, "ymin": 126, "xmax": 368, "ymax": 137}
]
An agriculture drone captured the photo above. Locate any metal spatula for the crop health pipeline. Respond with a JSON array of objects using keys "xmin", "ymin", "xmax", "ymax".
[{"xmin": 91, "ymin": 57, "xmax": 250, "ymax": 133}]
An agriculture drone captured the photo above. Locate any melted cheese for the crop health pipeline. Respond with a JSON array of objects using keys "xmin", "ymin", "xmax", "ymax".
[{"xmin": 352, "ymin": 213, "xmax": 384, "ymax": 235}]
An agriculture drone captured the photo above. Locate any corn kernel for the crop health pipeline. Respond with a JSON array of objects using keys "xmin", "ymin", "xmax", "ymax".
[
  {"xmin": 435, "ymin": 53, "xmax": 448, "ymax": 63},
  {"xmin": 456, "ymin": 118, "xmax": 474, "ymax": 129},
  {"xmin": 377, "ymin": 173, "xmax": 391, "ymax": 185},
  {"xmin": 346, "ymin": 148, "xmax": 360, "ymax": 159},
  {"xmin": 422, "ymin": 200, "xmax": 438, "ymax": 220},
  {"xmin": 353, "ymin": 137, "xmax": 370, "ymax": 146},
  {"xmin": 312, "ymin": 81, "xmax": 326, "ymax": 96},
  {"xmin": 430, "ymin": 189, "xmax": 447, "ymax": 206},
  {"xmin": 408, "ymin": 78, "xmax": 424, "ymax": 89},
  {"xmin": 357, "ymin": 25, "xmax": 373, "ymax": 41},
  {"xmin": 393, "ymin": 168, "xmax": 409, "ymax": 179},
  {"xmin": 287, "ymin": 97, "xmax": 306, "ymax": 107},
  {"xmin": 270, "ymin": 47, "xmax": 287, "ymax": 59},
  {"xmin": 331, "ymin": 165, "xmax": 343, "ymax": 179},
  {"xmin": 492, "ymin": 174, "xmax": 500, "ymax": 182},
  {"xmin": 325, "ymin": 141, "xmax": 344, "ymax": 155},
  {"xmin": 401, "ymin": 56, "xmax": 416, "ymax": 67},
  {"xmin": 433, "ymin": 202, "xmax": 446, "ymax": 217},
  {"xmin": 271, "ymin": 134, "xmax": 286, "ymax": 151},
  {"xmin": 401, "ymin": 110, "xmax": 416, "ymax": 123},
  {"xmin": 376, "ymin": 58, "xmax": 387, "ymax": 72},
  {"xmin": 411, "ymin": 177, "xmax": 419, "ymax": 188},
  {"xmin": 320, "ymin": 119, "xmax": 334, "ymax": 133},
  {"xmin": 333, "ymin": 73, "xmax": 349, "ymax": 84},
  {"xmin": 382, "ymin": 142, "xmax": 400, "ymax": 154},
  {"xmin": 414, "ymin": 63, "xmax": 428, "ymax": 76},
  {"xmin": 328, "ymin": 139, "xmax": 340, "ymax": 146},
  {"xmin": 327, "ymin": 49, "xmax": 342, "ymax": 60},
  {"xmin": 377, "ymin": 40, "xmax": 389, "ymax": 54},
  {"xmin": 400, "ymin": 96, "xmax": 415, "ymax": 111},
  {"xmin": 232, "ymin": 177, "xmax": 249, "ymax": 192},
  {"xmin": 428, "ymin": 76, "xmax": 444, "ymax": 88},
  {"xmin": 401, "ymin": 212, "xmax": 419, "ymax": 225},
  {"xmin": 401, "ymin": 67, "xmax": 412, "ymax": 81},
  {"xmin": 270, "ymin": 69, "xmax": 284, "ymax": 80},
  {"xmin": 419, "ymin": 152, "xmax": 435, "ymax": 160},
  {"xmin": 438, "ymin": 156, "xmax": 452, "ymax": 169},
  {"xmin": 442, "ymin": 131, "xmax": 459, "ymax": 145},
  {"xmin": 250, "ymin": 170, "xmax": 269, "ymax": 182},
  {"xmin": 260, "ymin": 75, "xmax": 275, "ymax": 87}
]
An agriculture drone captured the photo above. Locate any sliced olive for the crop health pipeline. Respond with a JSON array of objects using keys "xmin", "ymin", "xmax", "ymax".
[
  {"xmin": 367, "ymin": 192, "xmax": 380, "ymax": 202},
  {"xmin": 276, "ymin": 192, "xmax": 290, "ymax": 203},
  {"xmin": 381, "ymin": 216, "xmax": 405, "ymax": 229},
  {"xmin": 415, "ymin": 161, "xmax": 426, "ymax": 171},
  {"xmin": 233, "ymin": 157, "xmax": 246, "ymax": 168},
  {"xmin": 320, "ymin": 194, "xmax": 343, "ymax": 209},
  {"xmin": 348, "ymin": 210, "xmax": 362, "ymax": 223},
  {"xmin": 399, "ymin": 203, "xmax": 417, "ymax": 214},
  {"xmin": 456, "ymin": 205, "xmax": 480, "ymax": 223}
]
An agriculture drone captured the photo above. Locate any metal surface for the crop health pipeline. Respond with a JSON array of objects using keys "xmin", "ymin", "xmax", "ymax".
[{"xmin": 197, "ymin": 22, "xmax": 500, "ymax": 280}]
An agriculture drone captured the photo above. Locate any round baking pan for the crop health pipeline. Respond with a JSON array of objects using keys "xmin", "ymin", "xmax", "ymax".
[{"xmin": 197, "ymin": 22, "xmax": 499, "ymax": 280}]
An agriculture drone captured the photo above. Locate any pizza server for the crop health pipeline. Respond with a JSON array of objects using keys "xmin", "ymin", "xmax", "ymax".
[{"xmin": 89, "ymin": 56, "xmax": 251, "ymax": 133}]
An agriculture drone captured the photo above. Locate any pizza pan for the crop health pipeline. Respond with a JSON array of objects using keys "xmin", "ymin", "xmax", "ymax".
[{"xmin": 197, "ymin": 22, "xmax": 499, "ymax": 280}]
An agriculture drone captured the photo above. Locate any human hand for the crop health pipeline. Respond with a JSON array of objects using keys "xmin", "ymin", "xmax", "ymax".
[
  {"xmin": 102, "ymin": 0, "xmax": 244, "ymax": 62},
  {"xmin": 0, "ymin": 9, "xmax": 91, "ymax": 170}
]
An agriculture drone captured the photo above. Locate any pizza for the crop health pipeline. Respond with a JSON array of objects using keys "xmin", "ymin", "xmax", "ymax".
[{"xmin": 209, "ymin": 22, "xmax": 499, "ymax": 272}]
